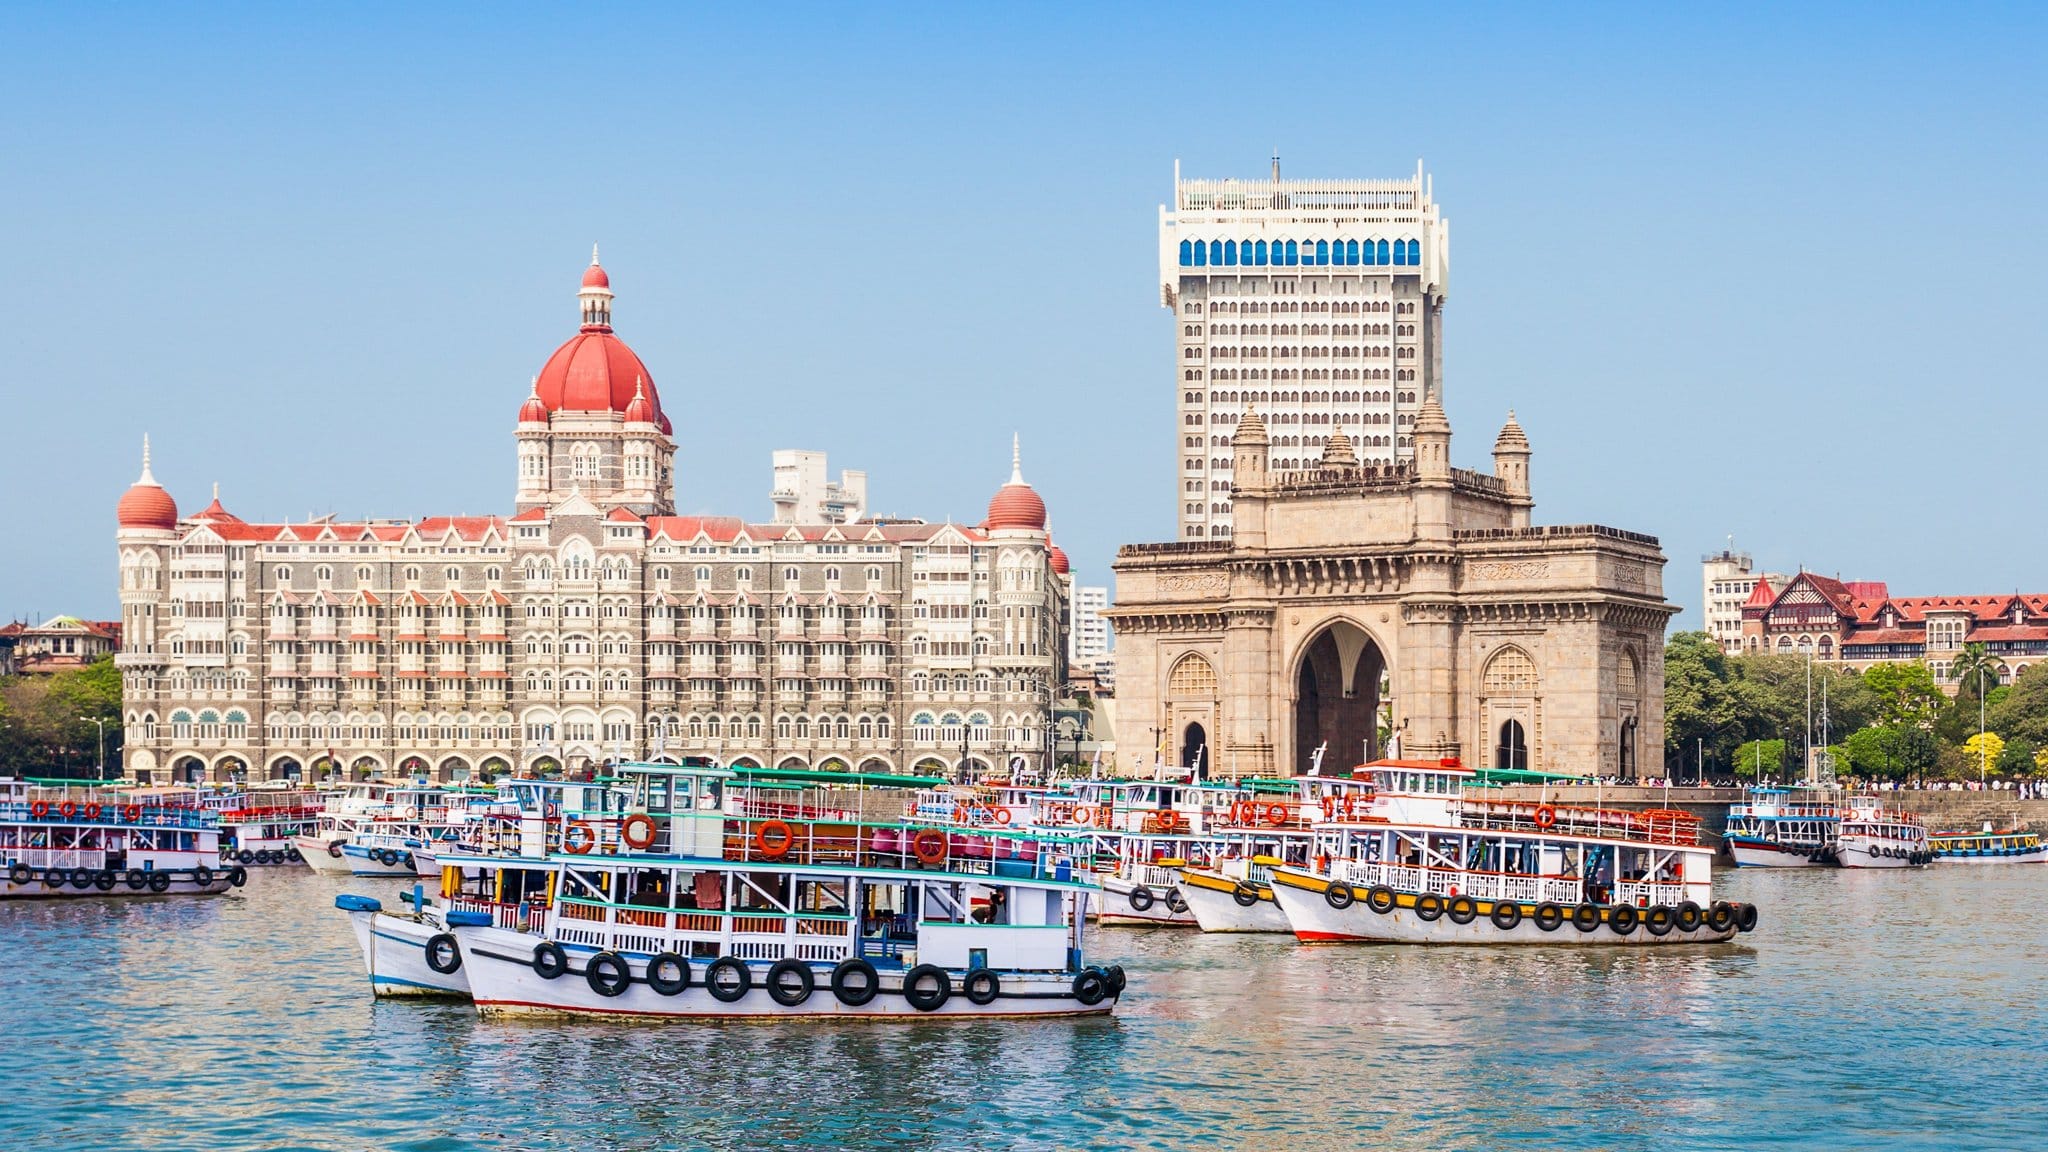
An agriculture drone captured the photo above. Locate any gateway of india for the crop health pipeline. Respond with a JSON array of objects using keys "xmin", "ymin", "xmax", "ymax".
[{"xmin": 1112, "ymin": 165, "xmax": 1677, "ymax": 779}]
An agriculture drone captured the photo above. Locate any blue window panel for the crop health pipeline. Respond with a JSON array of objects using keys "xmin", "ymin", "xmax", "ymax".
[
  {"xmin": 1376, "ymin": 239, "xmax": 1390, "ymax": 265},
  {"xmin": 1223, "ymin": 240, "xmax": 1236, "ymax": 265},
  {"xmin": 1179, "ymin": 240, "xmax": 1193, "ymax": 267},
  {"xmin": 1409, "ymin": 239, "xmax": 1421, "ymax": 264},
  {"xmin": 1210, "ymin": 240, "xmax": 1223, "ymax": 265},
  {"xmin": 1285, "ymin": 240, "xmax": 1298, "ymax": 265},
  {"xmin": 1255, "ymin": 240, "xmax": 1268, "ymax": 265},
  {"xmin": 1192, "ymin": 240, "xmax": 1206, "ymax": 267},
  {"xmin": 1345, "ymin": 239, "xmax": 1359, "ymax": 265},
  {"xmin": 1315, "ymin": 240, "xmax": 1329, "ymax": 265}
]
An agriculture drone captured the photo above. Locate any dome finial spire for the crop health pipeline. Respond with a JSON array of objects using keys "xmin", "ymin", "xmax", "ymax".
[
  {"xmin": 1010, "ymin": 433, "xmax": 1023, "ymax": 485},
  {"xmin": 591, "ymin": 242, "xmax": 600, "ymax": 266},
  {"xmin": 138, "ymin": 434, "xmax": 156, "ymax": 485}
]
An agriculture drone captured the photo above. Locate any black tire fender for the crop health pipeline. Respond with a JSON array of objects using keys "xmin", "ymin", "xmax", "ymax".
[
  {"xmin": 830, "ymin": 958, "xmax": 879, "ymax": 1006},
  {"xmin": 1324, "ymin": 881, "xmax": 1356, "ymax": 910},
  {"xmin": 963, "ymin": 969, "xmax": 1001, "ymax": 1006},
  {"xmin": 1365, "ymin": 885, "xmax": 1397, "ymax": 914},
  {"xmin": 532, "ymin": 941, "xmax": 569, "ymax": 980},
  {"xmin": 705, "ymin": 957, "xmax": 752, "ymax": 1003},
  {"xmin": 647, "ymin": 953, "xmax": 690, "ymax": 996},
  {"xmin": 1489, "ymin": 901, "xmax": 1523, "ymax": 931},
  {"xmin": 766, "ymin": 959, "xmax": 815, "ymax": 1007},
  {"xmin": 425, "ymin": 933, "xmax": 462, "ymax": 975},
  {"xmin": 903, "ymin": 963, "xmax": 952, "ymax": 1011},
  {"xmin": 1533, "ymin": 902, "xmax": 1565, "ymax": 931},
  {"xmin": 585, "ymin": 951, "xmax": 631, "ymax": 998}
]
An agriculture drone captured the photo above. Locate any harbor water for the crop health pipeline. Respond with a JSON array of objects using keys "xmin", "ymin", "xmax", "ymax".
[{"xmin": 4, "ymin": 866, "xmax": 2044, "ymax": 1151}]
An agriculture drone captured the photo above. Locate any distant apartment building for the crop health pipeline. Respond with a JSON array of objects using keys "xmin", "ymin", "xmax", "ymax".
[
  {"xmin": 770, "ymin": 450, "xmax": 866, "ymax": 525},
  {"xmin": 0, "ymin": 616, "xmax": 123, "ymax": 675},
  {"xmin": 1159, "ymin": 158, "xmax": 1449, "ymax": 540},
  {"xmin": 1739, "ymin": 571, "xmax": 2048, "ymax": 687},
  {"xmin": 1069, "ymin": 585, "xmax": 1112, "ymax": 670},
  {"xmin": 1701, "ymin": 546, "xmax": 1787, "ymax": 654}
]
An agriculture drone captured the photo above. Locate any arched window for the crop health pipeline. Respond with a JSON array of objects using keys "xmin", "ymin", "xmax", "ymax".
[
  {"xmin": 1406, "ymin": 239, "xmax": 1420, "ymax": 264},
  {"xmin": 1254, "ymin": 240, "xmax": 1268, "ymax": 265},
  {"xmin": 1284, "ymin": 240, "xmax": 1298, "ymax": 265},
  {"xmin": 1179, "ymin": 239, "xmax": 1193, "ymax": 266},
  {"xmin": 1618, "ymin": 652, "xmax": 1640, "ymax": 698},
  {"xmin": 1376, "ymin": 239, "xmax": 1390, "ymax": 264},
  {"xmin": 911, "ymin": 712, "xmax": 937, "ymax": 741},
  {"xmin": 1223, "ymin": 240, "xmax": 1236, "ymax": 265},
  {"xmin": 1314, "ymin": 239, "xmax": 1329, "ymax": 265},
  {"xmin": 1345, "ymin": 239, "xmax": 1359, "ymax": 265},
  {"xmin": 1483, "ymin": 648, "xmax": 1537, "ymax": 696},
  {"xmin": 1167, "ymin": 653, "xmax": 1218, "ymax": 698}
]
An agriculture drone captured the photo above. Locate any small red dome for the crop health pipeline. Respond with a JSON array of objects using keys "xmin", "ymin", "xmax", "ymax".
[
  {"xmin": 1048, "ymin": 544, "xmax": 1070, "ymax": 575},
  {"xmin": 518, "ymin": 392, "xmax": 549, "ymax": 423},
  {"xmin": 986, "ymin": 482, "xmax": 1046, "ymax": 532},
  {"xmin": 193, "ymin": 493, "xmax": 241, "ymax": 523},
  {"xmin": 117, "ymin": 482, "xmax": 177, "ymax": 530},
  {"xmin": 624, "ymin": 380, "xmax": 655, "ymax": 424},
  {"xmin": 582, "ymin": 263, "xmax": 611, "ymax": 290}
]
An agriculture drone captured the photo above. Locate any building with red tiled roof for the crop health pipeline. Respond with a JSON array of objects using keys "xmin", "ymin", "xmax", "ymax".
[
  {"xmin": 5, "ymin": 615, "xmax": 123, "ymax": 674},
  {"xmin": 113, "ymin": 256, "xmax": 1071, "ymax": 785},
  {"xmin": 1739, "ymin": 570, "xmax": 2048, "ymax": 687}
]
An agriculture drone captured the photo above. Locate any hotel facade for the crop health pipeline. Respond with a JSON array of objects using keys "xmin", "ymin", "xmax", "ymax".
[{"xmin": 114, "ymin": 257, "xmax": 1071, "ymax": 783}]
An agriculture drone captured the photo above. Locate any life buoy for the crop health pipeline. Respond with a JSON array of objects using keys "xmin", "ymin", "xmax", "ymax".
[
  {"xmin": 1533, "ymin": 805, "xmax": 1557, "ymax": 830},
  {"xmin": 1069, "ymin": 806, "xmax": 1094, "ymax": 827},
  {"xmin": 989, "ymin": 806, "xmax": 1012, "ymax": 826},
  {"xmin": 912, "ymin": 827, "xmax": 949, "ymax": 866},
  {"xmin": 59, "ymin": 802, "xmax": 78, "ymax": 820},
  {"xmin": 1152, "ymin": 809, "xmax": 1181, "ymax": 833},
  {"xmin": 122, "ymin": 804, "xmax": 141, "ymax": 823},
  {"xmin": 1264, "ymin": 803, "xmax": 1289, "ymax": 827},
  {"xmin": 562, "ymin": 820, "xmax": 597, "ymax": 855},
  {"xmin": 756, "ymin": 820, "xmax": 795, "ymax": 859},
  {"xmin": 85, "ymin": 804, "xmax": 103, "ymax": 821},
  {"xmin": 621, "ymin": 813, "xmax": 658, "ymax": 851},
  {"xmin": 29, "ymin": 801, "xmax": 49, "ymax": 818}
]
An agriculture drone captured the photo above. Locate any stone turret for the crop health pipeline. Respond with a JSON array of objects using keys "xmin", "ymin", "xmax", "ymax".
[
  {"xmin": 1411, "ymin": 396, "xmax": 1453, "ymax": 540},
  {"xmin": 1229, "ymin": 410, "xmax": 1269, "ymax": 549},
  {"xmin": 1318, "ymin": 430, "xmax": 1357, "ymax": 472},
  {"xmin": 1492, "ymin": 409, "xmax": 1533, "ymax": 527}
]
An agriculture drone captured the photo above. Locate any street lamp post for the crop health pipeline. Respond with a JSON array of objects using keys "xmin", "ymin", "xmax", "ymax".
[{"xmin": 79, "ymin": 716, "xmax": 109, "ymax": 778}]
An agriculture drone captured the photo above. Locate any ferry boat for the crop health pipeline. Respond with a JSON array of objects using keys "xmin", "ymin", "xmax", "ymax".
[
  {"xmin": 214, "ymin": 789, "xmax": 323, "ymax": 865},
  {"xmin": 336, "ymin": 885, "xmax": 474, "ymax": 998},
  {"xmin": 1723, "ymin": 786, "xmax": 1843, "ymax": 867},
  {"xmin": 342, "ymin": 763, "xmax": 1124, "ymax": 1019},
  {"xmin": 1038, "ymin": 777, "xmax": 1252, "ymax": 927},
  {"xmin": 1, "ymin": 779, "xmax": 245, "ymax": 898},
  {"xmin": 295, "ymin": 781, "xmax": 396, "ymax": 872},
  {"xmin": 1176, "ymin": 775, "xmax": 1374, "ymax": 933},
  {"xmin": 1833, "ymin": 799, "xmax": 1930, "ymax": 869},
  {"xmin": 1930, "ymin": 826, "xmax": 2048, "ymax": 864},
  {"xmin": 1268, "ymin": 759, "xmax": 1757, "ymax": 945}
]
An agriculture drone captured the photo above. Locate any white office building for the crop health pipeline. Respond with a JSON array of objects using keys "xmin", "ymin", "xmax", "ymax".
[
  {"xmin": 1701, "ymin": 545, "xmax": 1783, "ymax": 654},
  {"xmin": 1159, "ymin": 158, "xmax": 1449, "ymax": 539},
  {"xmin": 1070, "ymin": 584, "xmax": 1111, "ymax": 669},
  {"xmin": 770, "ymin": 450, "xmax": 867, "ymax": 525}
]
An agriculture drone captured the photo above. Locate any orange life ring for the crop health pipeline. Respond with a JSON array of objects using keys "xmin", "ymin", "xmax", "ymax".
[
  {"xmin": 1069, "ymin": 806, "xmax": 1094, "ymax": 827},
  {"xmin": 756, "ymin": 819, "xmax": 795, "ymax": 859},
  {"xmin": 621, "ymin": 813, "xmax": 658, "ymax": 850},
  {"xmin": 1533, "ymin": 805, "xmax": 1557, "ymax": 830},
  {"xmin": 59, "ymin": 801, "xmax": 78, "ymax": 820},
  {"xmin": 912, "ymin": 827, "xmax": 949, "ymax": 865},
  {"xmin": 990, "ymin": 805, "xmax": 1013, "ymax": 825},
  {"xmin": 1153, "ymin": 809, "xmax": 1181, "ymax": 833},
  {"xmin": 122, "ymin": 804, "xmax": 141, "ymax": 822},
  {"xmin": 85, "ymin": 803, "xmax": 104, "ymax": 821},
  {"xmin": 30, "ymin": 801, "xmax": 50, "ymax": 819},
  {"xmin": 562, "ymin": 820, "xmax": 596, "ymax": 854},
  {"xmin": 1319, "ymin": 796, "xmax": 1336, "ymax": 819},
  {"xmin": 1264, "ymin": 803, "xmax": 1289, "ymax": 826}
]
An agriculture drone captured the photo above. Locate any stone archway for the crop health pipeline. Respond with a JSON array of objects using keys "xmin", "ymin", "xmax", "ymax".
[
  {"xmin": 1294, "ymin": 619, "xmax": 1387, "ymax": 775},
  {"xmin": 173, "ymin": 755, "xmax": 206, "ymax": 784}
]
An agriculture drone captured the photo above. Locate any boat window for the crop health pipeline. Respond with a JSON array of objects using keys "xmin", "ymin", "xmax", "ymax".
[
  {"xmin": 734, "ymin": 871, "xmax": 789, "ymax": 911},
  {"xmin": 625, "ymin": 868, "xmax": 671, "ymax": 907},
  {"xmin": 796, "ymin": 878, "xmax": 849, "ymax": 914}
]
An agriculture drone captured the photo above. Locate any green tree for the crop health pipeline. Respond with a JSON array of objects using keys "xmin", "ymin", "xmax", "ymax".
[
  {"xmin": 1997, "ymin": 736, "xmax": 2040, "ymax": 778},
  {"xmin": 1732, "ymin": 738, "xmax": 1789, "ymax": 780},
  {"xmin": 1987, "ymin": 665, "xmax": 2048, "ymax": 747},
  {"xmin": 1948, "ymin": 642, "xmax": 1999, "ymax": 703},
  {"xmin": 1862, "ymin": 662, "xmax": 1946, "ymax": 730},
  {"xmin": 1663, "ymin": 632, "xmax": 1741, "ymax": 769}
]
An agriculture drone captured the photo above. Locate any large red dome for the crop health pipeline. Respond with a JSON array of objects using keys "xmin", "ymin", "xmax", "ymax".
[
  {"xmin": 533, "ymin": 330, "xmax": 663, "ymax": 420},
  {"xmin": 986, "ymin": 482, "xmax": 1046, "ymax": 531},
  {"xmin": 117, "ymin": 482, "xmax": 177, "ymax": 530}
]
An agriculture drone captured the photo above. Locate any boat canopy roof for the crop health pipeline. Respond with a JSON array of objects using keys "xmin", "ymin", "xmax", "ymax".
[
  {"xmin": 732, "ymin": 764, "xmax": 948, "ymax": 789},
  {"xmin": 1467, "ymin": 767, "xmax": 1586, "ymax": 786}
]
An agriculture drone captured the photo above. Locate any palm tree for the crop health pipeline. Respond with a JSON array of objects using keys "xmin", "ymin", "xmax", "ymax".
[{"xmin": 1949, "ymin": 642, "xmax": 1997, "ymax": 701}]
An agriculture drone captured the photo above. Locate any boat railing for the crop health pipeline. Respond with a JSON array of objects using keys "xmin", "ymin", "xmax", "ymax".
[
  {"xmin": 1331, "ymin": 858, "xmax": 1585, "ymax": 905},
  {"xmin": 1459, "ymin": 799, "xmax": 1702, "ymax": 846},
  {"xmin": 716, "ymin": 818, "xmax": 1085, "ymax": 884},
  {"xmin": 1129, "ymin": 862, "xmax": 1181, "ymax": 888},
  {"xmin": 446, "ymin": 894, "xmax": 548, "ymax": 933},
  {"xmin": 553, "ymin": 895, "xmax": 853, "ymax": 964},
  {"xmin": 1613, "ymin": 880, "xmax": 1690, "ymax": 907},
  {"xmin": 1221, "ymin": 799, "xmax": 1308, "ymax": 831},
  {"xmin": 7, "ymin": 847, "xmax": 111, "ymax": 869},
  {"xmin": 0, "ymin": 801, "xmax": 215, "ymax": 831}
]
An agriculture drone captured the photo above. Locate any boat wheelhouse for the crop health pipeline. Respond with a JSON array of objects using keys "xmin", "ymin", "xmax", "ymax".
[
  {"xmin": 1930, "ymin": 827, "xmax": 2048, "ymax": 864},
  {"xmin": 1176, "ymin": 774, "xmax": 1376, "ymax": 933},
  {"xmin": 340, "ymin": 763, "xmax": 1125, "ymax": 1019},
  {"xmin": 1268, "ymin": 759, "xmax": 1756, "ymax": 945},
  {"xmin": 1, "ymin": 779, "xmax": 245, "ymax": 898}
]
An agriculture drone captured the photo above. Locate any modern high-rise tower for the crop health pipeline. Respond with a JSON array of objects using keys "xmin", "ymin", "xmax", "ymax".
[{"xmin": 1159, "ymin": 158, "xmax": 1449, "ymax": 539}]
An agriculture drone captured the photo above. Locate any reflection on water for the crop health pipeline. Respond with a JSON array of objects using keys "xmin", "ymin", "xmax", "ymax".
[{"xmin": 3, "ymin": 865, "xmax": 2045, "ymax": 1150}]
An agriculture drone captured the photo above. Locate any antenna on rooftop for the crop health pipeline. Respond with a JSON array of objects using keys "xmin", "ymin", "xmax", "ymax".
[{"xmin": 1271, "ymin": 149, "xmax": 1281, "ymax": 182}]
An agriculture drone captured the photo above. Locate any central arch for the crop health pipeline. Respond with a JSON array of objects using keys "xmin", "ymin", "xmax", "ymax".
[
  {"xmin": 1294, "ymin": 619, "xmax": 1387, "ymax": 774},
  {"xmin": 1181, "ymin": 722, "xmax": 1209, "ymax": 778}
]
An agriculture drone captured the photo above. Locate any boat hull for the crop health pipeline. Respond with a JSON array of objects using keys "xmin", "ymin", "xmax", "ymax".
[
  {"xmin": 2, "ymin": 866, "xmax": 235, "ymax": 900},
  {"xmin": 1269, "ymin": 869, "xmax": 1743, "ymax": 946},
  {"xmin": 1177, "ymin": 871, "xmax": 1290, "ymax": 933},
  {"xmin": 1934, "ymin": 846, "xmax": 2048, "ymax": 864},
  {"xmin": 346, "ymin": 909, "xmax": 471, "ymax": 998},
  {"xmin": 343, "ymin": 843, "xmax": 419, "ymax": 877},
  {"xmin": 296, "ymin": 835, "xmax": 354, "ymax": 874},
  {"xmin": 1834, "ymin": 836, "xmax": 1927, "ymax": 869},
  {"xmin": 1726, "ymin": 837, "xmax": 1828, "ymax": 868},
  {"xmin": 1096, "ymin": 873, "xmax": 1196, "ymax": 927},
  {"xmin": 451, "ymin": 925, "xmax": 1118, "ymax": 1020}
]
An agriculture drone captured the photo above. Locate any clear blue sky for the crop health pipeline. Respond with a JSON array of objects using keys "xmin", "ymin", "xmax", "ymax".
[{"xmin": 4, "ymin": 4, "xmax": 2043, "ymax": 629}]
